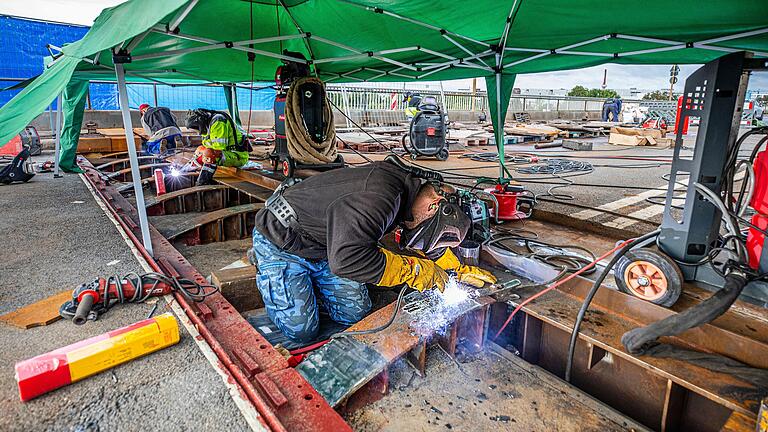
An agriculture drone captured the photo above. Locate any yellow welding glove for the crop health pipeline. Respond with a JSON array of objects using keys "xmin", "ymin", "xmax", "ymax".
[
  {"xmin": 377, "ymin": 248, "xmax": 449, "ymax": 292},
  {"xmin": 435, "ymin": 248, "xmax": 497, "ymax": 288}
]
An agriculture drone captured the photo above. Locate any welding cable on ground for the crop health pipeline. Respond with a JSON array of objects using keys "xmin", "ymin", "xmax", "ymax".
[
  {"xmin": 515, "ymin": 159, "xmax": 594, "ymax": 201},
  {"xmin": 563, "ymin": 229, "xmax": 661, "ymax": 382},
  {"xmin": 486, "ymin": 234, "xmax": 597, "ymax": 274},
  {"xmin": 329, "ymin": 285, "xmax": 409, "ymax": 339},
  {"xmin": 94, "ymin": 273, "xmax": 219, "ymax": 315},
  {"xmin": 492, "ymin": 236, "xmax": 646, "ymax": 341}
]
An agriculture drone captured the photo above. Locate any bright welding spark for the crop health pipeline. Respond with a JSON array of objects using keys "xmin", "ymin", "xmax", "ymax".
[
  {"xmin": 170, "ymin": 167, "xmax": 181, "ymax": 177},
  {"xmin": 439, "ymin": 275, "xmax": 470, "ymax": 306}
]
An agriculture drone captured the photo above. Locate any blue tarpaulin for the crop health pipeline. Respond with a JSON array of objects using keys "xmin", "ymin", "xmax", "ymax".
[
  {"xmin": 0, "ymin": 14, "xmax": 276, "ymax": 111},
  {"xmin": 0, "ymin": 15, "xmax": 88, "ymax": 108}
]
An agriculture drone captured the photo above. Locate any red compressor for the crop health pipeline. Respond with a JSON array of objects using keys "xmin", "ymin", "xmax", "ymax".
[{"xmin": 487, "ymin": 183, "xmax": 536, "ymax": 221}]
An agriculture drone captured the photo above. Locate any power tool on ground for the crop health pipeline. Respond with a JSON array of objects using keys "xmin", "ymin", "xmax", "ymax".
[
  {"xmin": 0, "ymin": 148, "xmax": 35, "ymax": 185},
  {"xmin": 59, "ymin": 273, "xmax": 218, "ymax": 324}
]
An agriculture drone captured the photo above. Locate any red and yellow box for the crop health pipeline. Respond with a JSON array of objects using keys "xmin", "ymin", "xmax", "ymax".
[{"xmin": 15, "ymin": 313, "xmax": 180, "ymax": 401}]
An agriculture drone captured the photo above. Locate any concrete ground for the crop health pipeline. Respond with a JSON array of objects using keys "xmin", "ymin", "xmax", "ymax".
[{"xmin": 0, "ymin": 152, "xmax": 249, "ymax": 431}]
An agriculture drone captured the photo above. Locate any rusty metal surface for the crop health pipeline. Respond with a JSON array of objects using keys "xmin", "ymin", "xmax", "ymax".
[
  {"xmin": 79, "ymin": 158, "xmax": 351, "ymax": 432},
  {"xmin": 494, "ymin": 280, "xmax": 767, "ymax": 418},
  {"xmin": 555, "ymin": 276, "xmax": 768, "ymax": 369},
  {"xmin": 145, "ymin": 185, "xmax": 229, "ymax": 215},
  {"xmin": 95, "ymin": 155, "xmax": 157, "ymax": 172},
  {"xmin": 106, "ymin": 163, "xmax": 170, "ymax": 182},
  {"xmin": 163, "ymin": 203, "xmax": 263, "ymax": 245}
]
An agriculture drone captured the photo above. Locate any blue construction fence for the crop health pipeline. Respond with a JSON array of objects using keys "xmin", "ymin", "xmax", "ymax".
[{"xmin": 0, "ymin": 15, "xmax": 275, "ymax": 111}]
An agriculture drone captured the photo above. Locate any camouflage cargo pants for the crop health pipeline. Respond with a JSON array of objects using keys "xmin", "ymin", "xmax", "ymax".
[{"xmin": 251, "ymin": 229, "xmax": 372, "ymax": 343}]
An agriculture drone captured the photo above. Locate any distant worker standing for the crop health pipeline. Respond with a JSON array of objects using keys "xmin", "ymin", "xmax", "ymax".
[
  {"xmin": 138, "ymin": 103, "xmax": 183, "ymax": 155},
  {"xmin": 601, "ymin": 96, "xmax": 623, "ymax": 122},
  {"xmin": 404, "ymin": 91, "xmax": 423, "ymax": 120}
]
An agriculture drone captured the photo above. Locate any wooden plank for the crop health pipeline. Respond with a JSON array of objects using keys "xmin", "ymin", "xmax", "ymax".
[
  {"xmin": 211, "ymin": 266, "xmax": 262, "ymax": 312},
  {"xmin": 215, "ymin": 176, "xmax": 274, "ymax": 202},
  {"xmin": 0, "ymin": 290, "xmax": 71, "ymax": 329},
  {"xmin": 720, "ymin": 411, "xmax": 757, "ymax": 432}
]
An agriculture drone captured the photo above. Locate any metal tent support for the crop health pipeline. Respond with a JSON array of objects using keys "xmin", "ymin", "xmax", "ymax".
[
  {"xmin": 53, "ymin": 93, "xmax": 63, "ymax": 178},
  {"xmin": 115, "ymin": 63, "xmax": 154, "ymax": 256}
]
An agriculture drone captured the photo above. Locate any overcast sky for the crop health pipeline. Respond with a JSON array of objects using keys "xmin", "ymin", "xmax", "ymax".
[{"xmin": 2, "ymin": 0, "xmax": 766, "ymax": 93}]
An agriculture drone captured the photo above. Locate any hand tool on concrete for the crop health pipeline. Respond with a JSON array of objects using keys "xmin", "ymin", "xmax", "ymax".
[
  {"xmin": 15, "ymin": 313, "xmax": 180, "ymax": 401},
  {"xmin": 59, "ymin": 272, "xmax": 218, "ymax": 325}
]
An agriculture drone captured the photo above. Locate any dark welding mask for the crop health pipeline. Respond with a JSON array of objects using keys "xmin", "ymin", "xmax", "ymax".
[
  {"xmin": 400, "ymin": 200, "xmax": 470, "ymax": 253},
  {"xmin": 185, "ymin": 109, "xmax": 212, "ymax": 134}
]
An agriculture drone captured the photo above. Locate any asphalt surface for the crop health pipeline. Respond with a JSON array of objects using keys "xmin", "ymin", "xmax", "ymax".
[{"xmin": 0, "ymin": 153, "xmax": 249, "ymax": 431}]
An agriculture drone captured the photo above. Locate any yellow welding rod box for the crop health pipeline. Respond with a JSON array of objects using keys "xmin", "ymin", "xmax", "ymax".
[{"xmin": 16, "ymin": 313, "xmax": 180, "ymax": 401}]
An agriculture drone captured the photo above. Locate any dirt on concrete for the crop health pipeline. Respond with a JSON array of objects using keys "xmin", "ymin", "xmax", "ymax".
[
  {"xmin": 344, "ymin": 345, "xmax": 635, "ymax": 432},
  {"xmin": 0, "ymin": 156, "xmax": 249, "ymax": 431}
]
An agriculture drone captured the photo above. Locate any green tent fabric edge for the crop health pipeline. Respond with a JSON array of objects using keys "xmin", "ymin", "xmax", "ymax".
[
  {"xmin": 58, "ymin": 78, "xmax": 89, "ymax": 173},
  {"xmin": 485, "ymin": 73, "xmax": 516, "ymax": 179}
]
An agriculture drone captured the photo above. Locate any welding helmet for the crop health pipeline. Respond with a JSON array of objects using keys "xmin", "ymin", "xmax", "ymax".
[
  {"xmin": 400, "ymin": 200, "xmax": 470, "ymax": 253},
  {"xmin": 185, "ymin": 109, "xmax": 213, "ymax": 134}
]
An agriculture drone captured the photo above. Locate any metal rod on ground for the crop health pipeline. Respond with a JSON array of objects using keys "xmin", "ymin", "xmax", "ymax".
[
  {"xmin": 116, "ymin": 63, "xmax": 154, "ymax": 256},
  {"xmin": 53, "ymin": 93, "xmax": 63, "ymax": 178}
]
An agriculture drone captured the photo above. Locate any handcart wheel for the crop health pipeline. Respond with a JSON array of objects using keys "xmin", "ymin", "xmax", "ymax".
[
  {"xmin": 282, "ymin": 158, "xmax": 295, "ymax": 178},
  {"xmin": 614, "ymin": 249, "xmax": 682, "ymax": 307},
  {"xmin": 436, "ymin": 148, "xmax": 449, "ymax": 161}
]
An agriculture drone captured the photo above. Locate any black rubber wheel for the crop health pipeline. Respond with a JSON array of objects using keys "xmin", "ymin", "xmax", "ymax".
[
  {"xmin": 282, "ymin": 158, "xmax": 295, "ymax": 178},
  {"xmin": 614, "ymin": 248, "xmax": 683, "ymax": 307},
  {"xmin": 334, "ymin": 154, "xmax": 345, "ymax": 165},
  {"xmin": 436, "ymin": 148, "xmax": 449, "ymax": 161}
]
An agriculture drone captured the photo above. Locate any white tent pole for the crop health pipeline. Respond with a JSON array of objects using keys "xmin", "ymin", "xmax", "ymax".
[
  {"xmin": 53, "ymin": 93, "xmax": 63, "ymax": 178},
  {"xmin": 116, "ymin": 63, "xmax": 154, "ymax": 256}
]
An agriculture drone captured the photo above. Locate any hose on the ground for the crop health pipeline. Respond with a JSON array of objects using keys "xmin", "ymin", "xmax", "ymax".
[{"xmin": 285, "ymin": 77, "xmax": 338, "ymax": 164}]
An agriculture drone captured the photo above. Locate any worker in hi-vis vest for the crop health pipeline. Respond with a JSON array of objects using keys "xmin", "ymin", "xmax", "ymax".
[{"xmin": 185, "ymin": 108, "xmax": 250, "ymax": 185}]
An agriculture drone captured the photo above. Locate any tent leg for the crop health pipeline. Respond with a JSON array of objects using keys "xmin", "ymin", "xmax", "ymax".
[
  {"xmin": 116, "ymin": 64, "xmax": 154, "ymax": 256},
  {"xmin": 53, "ymin": 93, "xmax": 63, "ymax": 178},
  {"xmin": 494, "ymin": 66, "xmax": 505, "ymax": 180}
]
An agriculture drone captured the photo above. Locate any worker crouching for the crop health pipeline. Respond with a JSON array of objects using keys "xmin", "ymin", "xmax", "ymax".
[
  {"xmin": 185, "ymin": 109, "xmax": 251, "ymax": 184},
  {"xmin": 139, "ymin": 103, "xmax": 182, "ymax": 155},
  {"xmin": 250, "ymin": 160, "xmax": 497, "ymax": 343}
]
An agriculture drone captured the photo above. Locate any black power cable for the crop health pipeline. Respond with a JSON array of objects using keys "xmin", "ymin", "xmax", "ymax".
[
  {"xmin": 329, "ymin": 285, "xmax": 408, "ymax": 338},
  {"xmin": 564, "ymin": 229, "xmax": 661, "ymax": 382}
]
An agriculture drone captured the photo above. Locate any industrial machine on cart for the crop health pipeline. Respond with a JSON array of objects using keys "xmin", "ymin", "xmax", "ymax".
[
  {"xmin": 613, "ymin": 52, "xmax": 768, "ymax": 308},
  {"xmin": 401, "ymin": 95, "xmax": 450, "ymax": 161},
  {"xmin": 270, "ymin": 52, "xmax": 344, "ymax": 178}
]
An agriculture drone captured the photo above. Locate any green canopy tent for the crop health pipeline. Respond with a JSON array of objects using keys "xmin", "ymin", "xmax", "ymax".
[{"xmin": 0, "ymin": 0, "xmax": 766, "ymax": 254}]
